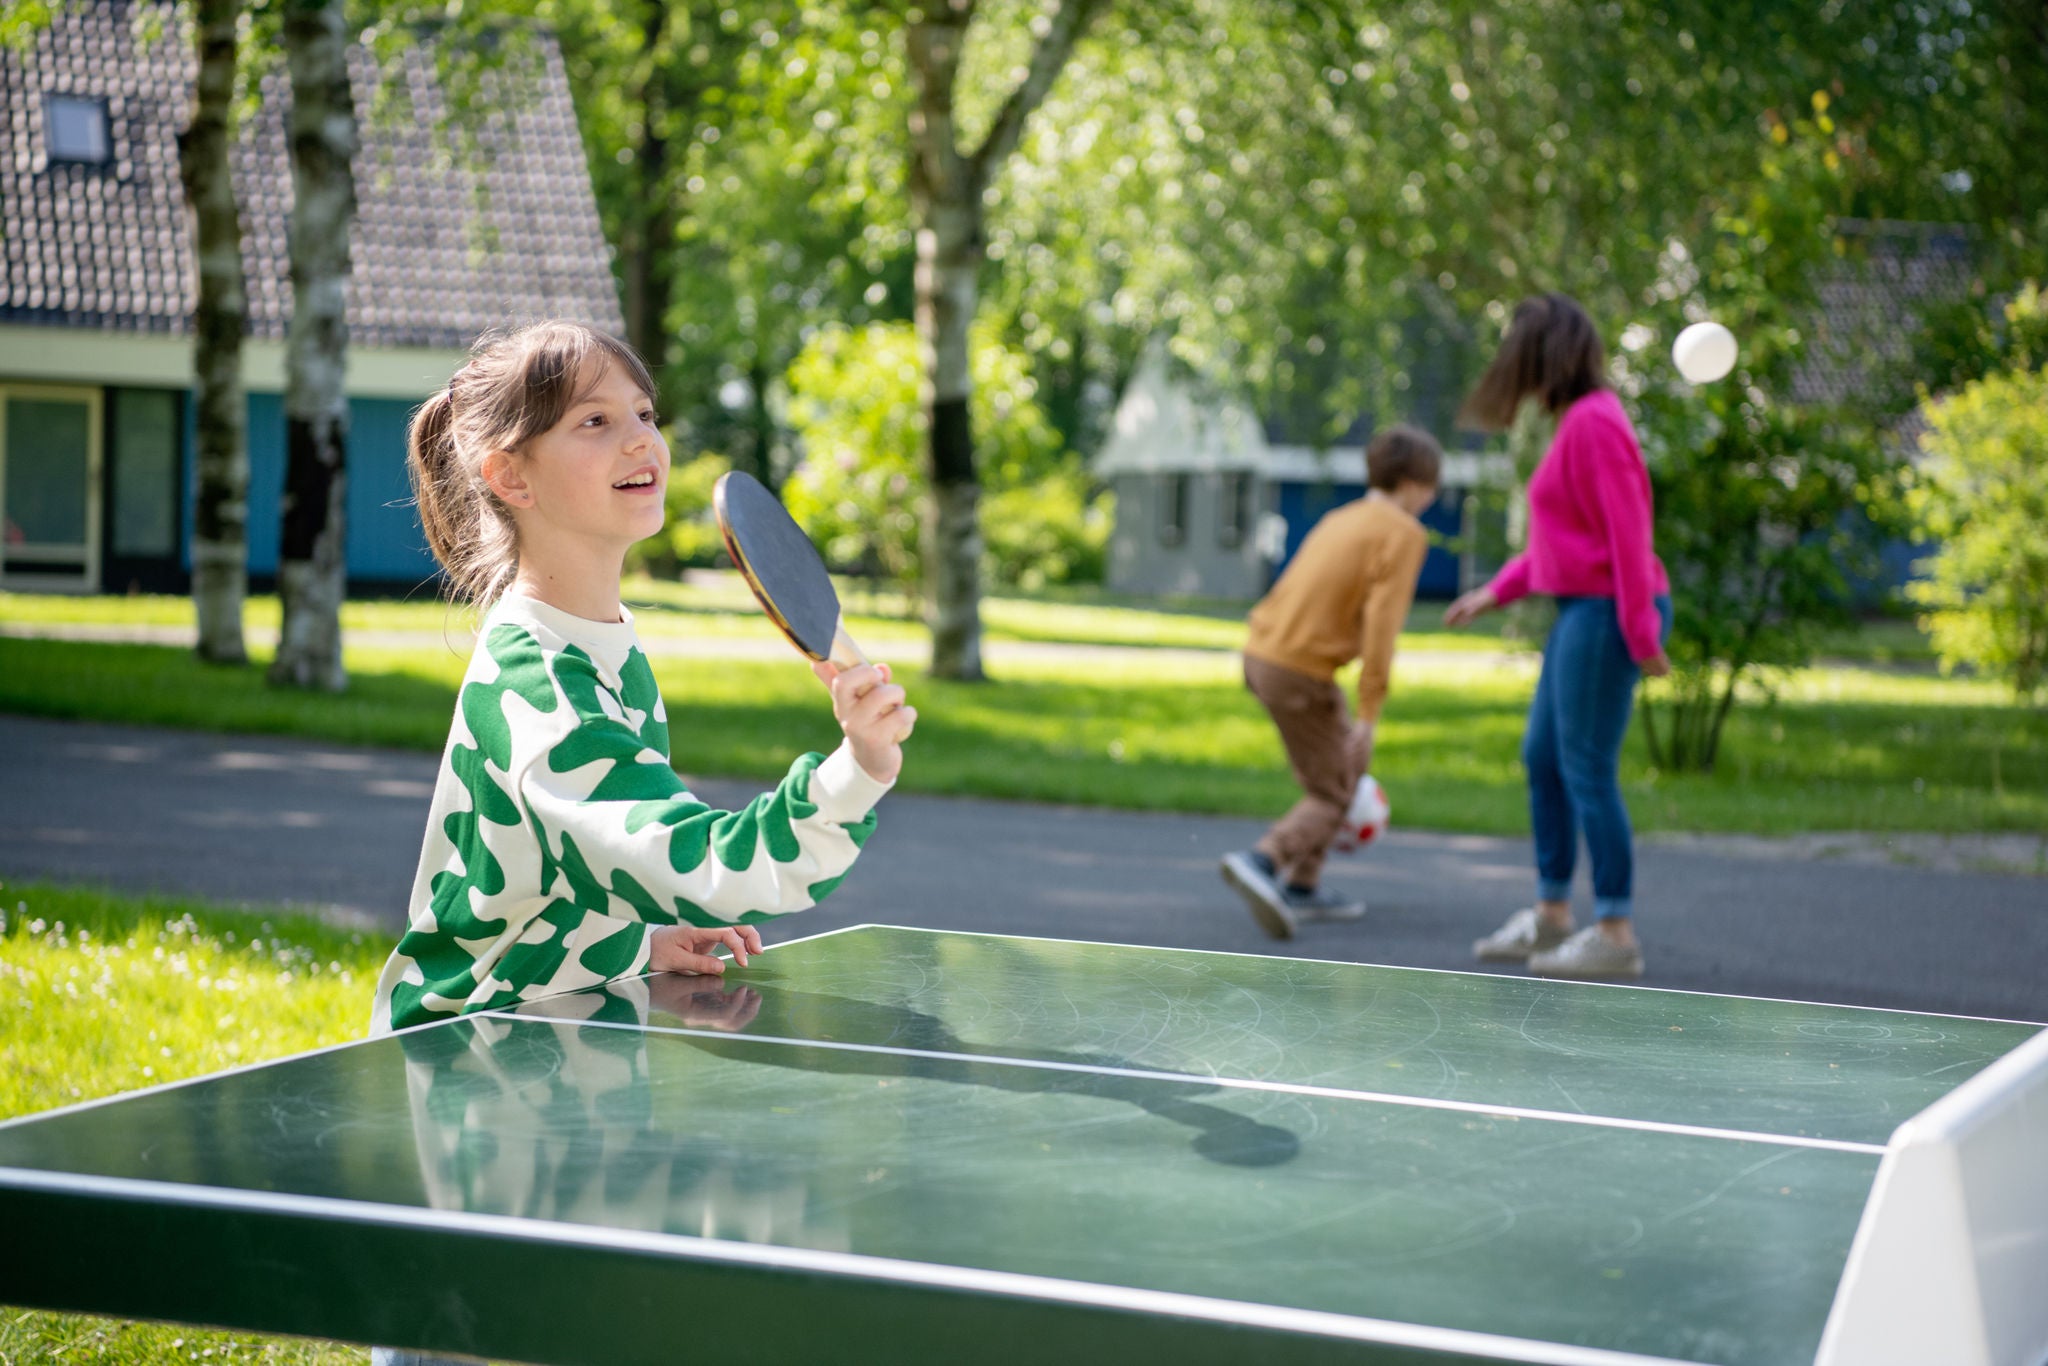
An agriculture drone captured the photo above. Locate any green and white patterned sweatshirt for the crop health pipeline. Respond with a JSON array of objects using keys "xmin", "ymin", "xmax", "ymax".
[{"xmin": 371, "ymin": 594, "xmax": 890, "ymax": 1034}]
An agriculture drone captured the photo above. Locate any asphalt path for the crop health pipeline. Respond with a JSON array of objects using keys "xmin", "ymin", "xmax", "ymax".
[{"xmin": 2, "ymin": 712, "xmax": 2042, "ymax": 1022}]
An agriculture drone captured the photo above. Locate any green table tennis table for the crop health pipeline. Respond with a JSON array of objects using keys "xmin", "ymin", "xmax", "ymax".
[{"xmin": 2, "ymin": 925, "xmax": 2045, "ymax": 1366}]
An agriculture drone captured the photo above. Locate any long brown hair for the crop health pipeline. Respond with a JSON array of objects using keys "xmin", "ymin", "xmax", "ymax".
[
  {"xmin": 407, "ymin": 321, "xmax": 656, "ymax": 605},
  {"xmin": 1459, "ymin": 293, "xmax": 1607, "ymax": 431}
]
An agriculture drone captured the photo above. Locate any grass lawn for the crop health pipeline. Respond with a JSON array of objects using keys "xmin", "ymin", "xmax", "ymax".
[
  {"xmin": 0, "ymin": 881, "xmax": 383, "ymax": 1364},
  {"xmin": 0, "ymin": 623, "xmax": 2040, "ymax": 836},
  {"xmin": 2, "ymin": 577, "xmax": 1508, "ymax": 654}
]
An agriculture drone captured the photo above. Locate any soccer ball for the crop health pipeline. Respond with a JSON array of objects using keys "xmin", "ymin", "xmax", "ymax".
[{"xmin": 1333, "ymin": 775, "xmax": 1390, "ymax": 853}]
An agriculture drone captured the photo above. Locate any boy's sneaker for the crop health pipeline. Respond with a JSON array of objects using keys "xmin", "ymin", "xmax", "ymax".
[
  {"xmin": 1284, "ymin": 884, "xmax": 1366, "ymax": 922},
  {"xmin": 1527, "ymin": 925, "xmax": 1645, "ymax": 981},
  {"xmin": 1221, "ymin": 851, "xmax": 1296, "ymax": 940},
  {"xmin": 1472, "ymin": 907, "xmax": 1572, "ymax": 962}
]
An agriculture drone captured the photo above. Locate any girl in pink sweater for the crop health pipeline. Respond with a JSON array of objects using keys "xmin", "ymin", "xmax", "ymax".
[{"xmin": 1445, "ymin": 294, "xmax": 1672, "ymax": 980}]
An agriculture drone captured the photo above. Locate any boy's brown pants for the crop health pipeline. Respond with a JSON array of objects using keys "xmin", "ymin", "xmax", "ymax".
[{"xmin": 1244, "ymin": 654, "xmax": 1364, "ymax": 890}]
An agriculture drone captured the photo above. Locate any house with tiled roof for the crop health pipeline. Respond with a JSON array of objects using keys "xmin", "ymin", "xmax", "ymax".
[
  {"xmin": 0, "ymin": 2, "xmax": 621, "ymax": 593},
  {"xmin": 1094, "ymin": 342, "xmax": 1509, "ymax": 601}
]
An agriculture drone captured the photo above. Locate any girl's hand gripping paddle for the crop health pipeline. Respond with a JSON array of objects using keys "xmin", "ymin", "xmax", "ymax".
[{"xmin": 713, "ymin": 470, "xmax": 868, "ymax": 669}]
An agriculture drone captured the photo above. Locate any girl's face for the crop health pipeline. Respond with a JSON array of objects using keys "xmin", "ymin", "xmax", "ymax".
[{"xmin": 492, "ymin": 358, "xmax": 669, "ymax": 553}]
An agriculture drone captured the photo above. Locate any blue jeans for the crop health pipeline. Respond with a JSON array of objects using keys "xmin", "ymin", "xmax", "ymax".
[{"xmin": 1523, "ymin": 595, "xmax": 1672, "ymax": 921}]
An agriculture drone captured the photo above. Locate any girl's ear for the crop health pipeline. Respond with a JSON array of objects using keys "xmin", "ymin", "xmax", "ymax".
[{"xmin": 481, "ymin": 449, "xmax": 533, "ymax": 508}]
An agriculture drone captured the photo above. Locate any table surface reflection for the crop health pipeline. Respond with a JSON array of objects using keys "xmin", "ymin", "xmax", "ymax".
[{"xmin": 0, "ymin": 925, "xmax": 2038, "ymax": 1366}]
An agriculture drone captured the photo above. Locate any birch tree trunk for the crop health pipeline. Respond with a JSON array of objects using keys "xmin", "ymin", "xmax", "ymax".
[
  {"xmin": 903, "ymin": 0, "xmax": 1101, "ymax": 680},
  {"xmin": 177, "ymin": 0, "xmax": 249, "ymax": 666},
  {"xmin": 269, "ymin": 0, "xmax": 357, "ymax": 691},
  {"xmin": 619, "ymin": 1, "xmax": 675, "ymax": 375}
]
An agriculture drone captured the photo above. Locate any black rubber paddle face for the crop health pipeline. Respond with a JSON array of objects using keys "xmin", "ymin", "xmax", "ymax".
[{"xmin": 714, "ymin": 471, "xmax": 843, "ymax": 662}]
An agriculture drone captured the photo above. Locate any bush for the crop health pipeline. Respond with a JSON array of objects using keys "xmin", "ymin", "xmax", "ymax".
[
  {"xmin": 1908, "ymin": 356, "xmax": 2048, "ymax": 702},
  {"xmin": 783, "ymin": 322, "xmax": 1109, "ymax": 601},
  {"xmin": 1632, "ymin": 389, "xmax": 1901, "ymax": 771},
  {"xmin": 983, "ymin": 469, "xmax": 1113, "ymax": 591}
]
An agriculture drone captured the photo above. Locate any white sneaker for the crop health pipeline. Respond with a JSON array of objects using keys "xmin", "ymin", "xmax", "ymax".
[
  {"xmin": 1472, "ymin": 907, "xmax": 1572, "ymax": 962},
  {"xmin": 1528, "ymin": 925, "xmax": 1645, "ymax": 981}
]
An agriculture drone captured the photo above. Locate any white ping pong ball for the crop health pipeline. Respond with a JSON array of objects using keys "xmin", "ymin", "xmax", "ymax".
[{"xmin": 1672, "ymin": 321, "xmax": 1738, "ymax": 384}]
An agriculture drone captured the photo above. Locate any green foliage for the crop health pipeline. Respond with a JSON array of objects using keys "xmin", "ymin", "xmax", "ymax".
[
  {"xmin": 781, "ymin": 324, "xmax": 927, "ymax": 600},
  {"xmin": 0, "ymin": 881, "xmax": 387, "ymax": 1362},
  {"xmin": 783, "ymin": 322, "xmax": 1108, "ymax": 599},
  {"xmin": 1908, "ymin": 327, "xmax": 2048, "ymax": 702},
  {"xmin": 0, "ymin": 1, "xmax": 57, "ymax": 55},
  {"xmin": 1632, "ymin": 387, "xmax": 1902, "ymax": 772},
  {"xmin": 983, "ymin": 470, "xmax": 1113, "ymax": 592},
  {"xmin": 539, "ymin": 1, "xmax": 904, "ymax": 483},
  {"xmin": 1909, "ymin": 280, "xmax": 2048, "ymax": 400},
  {"xmin": 627, "ymin": 450, "xmax": 730, "ymax": 579},
  {"xmin": 980, "ymin": 3, "xmax": 2021, "ymax": 443}
]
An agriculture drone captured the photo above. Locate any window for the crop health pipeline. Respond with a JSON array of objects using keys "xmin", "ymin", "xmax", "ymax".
[
  {"xmin": 112, "ymin": 390, "xmax": 179, "ymax": 558},
  {"xmin": 45, "ymin": 95, "xmax": 110, "ymax": 165},
  {"xmin": 1218, "ymin": 472, "xmax": 1252, "ymax": 548},
  {"xmin": 1159, "ymin": 474, "xmax": 1189, "ymax": 547},
  {"xmin": 1, "ymin": 385, "xmax": 104, "ymax": 590}
]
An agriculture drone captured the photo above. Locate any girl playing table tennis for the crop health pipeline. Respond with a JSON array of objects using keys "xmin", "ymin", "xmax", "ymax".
[{"xmin": 369, "ymin": 321, "xmax": 913, "ymax": 1034}]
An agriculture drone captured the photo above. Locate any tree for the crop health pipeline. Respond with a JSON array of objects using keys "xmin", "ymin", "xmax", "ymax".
[
  {"xmin": 560, "ymin": 2, "xmax": 753, "ymax": 395},
  {"xmin": 1610, "ymin": 96, "xmax": 1904, "ymax": 772},
  {"xmin": 545, "ymin": 0, "xmax": 2033, "ymax": 694},
  {"xmin": 1908, "ymin": 284, "xmax": 2048, "ymax": 703},
  {"xmin": 176, "ymin": 0, "xmax": 251, "ymax": 665},
  {"xmin": 1633, "ymin": 394, "xmax": 1899, "ymax": 771},
  {"xmin": 900, "ymin": 0, "xmax": 1106, "ymax": 680},
  {"xmin": 780, "ymin": 320, "xmax": 1100, "ymax": 602},
  {"xmin": 548, "ymin": 2, "xmax": 893, "ymax": 498},
  {"xmin": 267, "ymin": 0, "xmax": 357, "ymax": 691}
]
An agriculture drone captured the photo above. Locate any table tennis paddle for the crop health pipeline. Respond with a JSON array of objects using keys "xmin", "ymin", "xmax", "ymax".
[{"xmin": 713, "ymin": 470, "xmax": 868, "ymax": 669}]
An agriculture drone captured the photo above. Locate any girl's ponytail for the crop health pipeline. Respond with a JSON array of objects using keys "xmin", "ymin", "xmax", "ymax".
[
  {"xmin": 407, "ymin": 379, "xmax": 521, "ymax": 607},
  {"xmin": 407, "ymin": 387, "xmax": 462, "ymax": 575}
]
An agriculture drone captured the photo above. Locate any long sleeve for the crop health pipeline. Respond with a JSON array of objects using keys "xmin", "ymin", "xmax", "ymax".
[
  {"xmin": 1354, "ymin": 520, "xmax": 1429, "ymax": 722},
  {"xmin": 1579, "ymin": 419, "xmax": 1666, "ymax": 662},
  {"xmin": 512, "ymin": 651, "xmax": 886, "ymax": 957},
  {"xmin": 1485, "ymin": 551, "xmax": 1533, "ymax": 606},
  {"xmin": 373, "ymin": 607, "xmax": 888, "ymax": 1034},
  {"xmin": 1496, "ymin": 392, "xmax": 1670, "ymax": 635}
]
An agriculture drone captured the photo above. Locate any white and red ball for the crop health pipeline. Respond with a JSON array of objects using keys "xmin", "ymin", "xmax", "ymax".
[{"xmin": 1334, "ymin": 774, "xmax": 1390, "ymax": 852}]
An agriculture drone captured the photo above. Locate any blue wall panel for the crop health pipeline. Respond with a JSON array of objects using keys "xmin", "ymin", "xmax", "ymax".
[
  {"xmin": 1416, "ymin": 491, "xmax": 1463, "ymax": 598},
  {"xmin": 347, "ymin": 397, "xmax": 436, "ymax": 586},
  {"xmin": 182, "ymin": 393, "xmax": 435, "ymax": 586}
]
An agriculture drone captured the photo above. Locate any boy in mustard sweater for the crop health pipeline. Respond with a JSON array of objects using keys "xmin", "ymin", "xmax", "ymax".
[{"xmin": 1222, "ymin": 425, "xmax": 1441, "ymax": 939}]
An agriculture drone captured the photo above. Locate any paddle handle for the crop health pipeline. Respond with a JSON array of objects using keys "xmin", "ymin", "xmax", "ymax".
[{"xmin": 829, "ymin": 620, "xmax": 868, "ymax": 670}]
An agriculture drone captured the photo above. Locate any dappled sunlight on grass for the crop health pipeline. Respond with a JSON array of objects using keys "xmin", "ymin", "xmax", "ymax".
[
  {"xmin": 0, "ymin": 614, "xmax": 2037, "ymax": 835},
  {"xmin": 0, "ymin": 1309, "xmax": 368, "ymax": 1364},
  {"xmin": 0, "ymin": 883, "xmax": 403, "ymax": 1365},
  {"xmin": 0, "ymin": 883, "xmax": 383, "ymax": 1121},
  {"xmin": 0, "ymin": 583, "xmax": 1504, "ymax": 655}
]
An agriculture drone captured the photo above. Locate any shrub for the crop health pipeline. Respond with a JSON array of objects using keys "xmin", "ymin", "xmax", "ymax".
[
  {"xmin": 1633, "ymin": 389, "xmax": 1901, "ymax": 771},
  {"xmin": 983, "ymin": 469, "xmax": 1113, "ymax": 591},
  {"xmin": 783, "ymin": 321, "xmax": 1109, "ymax": 599},
  {"xmin": 1908, "ymin": 359, "xmax": 2048, "ymax": 701}
]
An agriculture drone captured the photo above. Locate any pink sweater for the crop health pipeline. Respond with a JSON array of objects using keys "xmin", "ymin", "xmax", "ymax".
[{"xmin": 1486, "ymin": 390, "xmax": 1670, "ymax": 662}]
